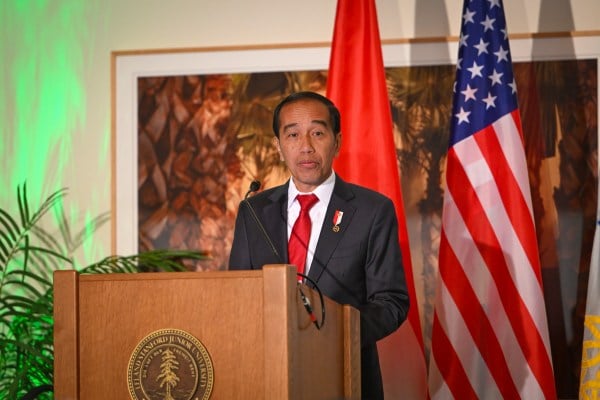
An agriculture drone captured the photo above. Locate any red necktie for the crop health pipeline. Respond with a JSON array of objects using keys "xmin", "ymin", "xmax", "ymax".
[{"xmin": 288, "ymin": 194, "xmax": 319, "ymax": 279}]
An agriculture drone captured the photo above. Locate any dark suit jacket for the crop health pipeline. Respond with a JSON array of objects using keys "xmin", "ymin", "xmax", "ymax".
[{"xmin": 229, "ymin": 176, "xmax": 409, "ymax": 400}]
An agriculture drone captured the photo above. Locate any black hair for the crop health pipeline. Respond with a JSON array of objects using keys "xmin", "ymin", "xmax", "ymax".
[{"xmin": 272, "ymin": 91, "xmax": 341, "ymax": 137}]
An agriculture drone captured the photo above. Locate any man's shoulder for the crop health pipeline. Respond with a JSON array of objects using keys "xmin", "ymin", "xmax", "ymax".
[
  {"xmin": 336, "ymin": 178, "xmax": 393, "ymax": 204},
  {"xmin": 247, "ymin": 182, "xmax": 286, "ymax": 205}
]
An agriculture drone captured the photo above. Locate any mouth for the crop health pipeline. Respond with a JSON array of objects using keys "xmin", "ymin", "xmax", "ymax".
[{"xmin": 297, "ymin": 160, "xmax": 319, "ymax": 168}]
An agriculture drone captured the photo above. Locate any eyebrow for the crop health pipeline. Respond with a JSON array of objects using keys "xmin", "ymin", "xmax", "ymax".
[{"xmin": 282, "ymin": 119, "xmax": 329, "ymax": 132}]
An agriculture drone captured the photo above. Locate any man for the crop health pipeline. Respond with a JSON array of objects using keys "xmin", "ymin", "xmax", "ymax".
[{"xmin": 229, "ymin": 91, "xmax": 409, "ymax": 399}]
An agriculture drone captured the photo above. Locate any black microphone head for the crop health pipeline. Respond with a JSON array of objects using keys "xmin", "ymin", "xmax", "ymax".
[
  {"xmin": 244, "ymin": 180, "xmax": 262, "ymax": 200},
  {"xmin": 250, "ymin": 180, "xmax": 261, "ymax": 192}
]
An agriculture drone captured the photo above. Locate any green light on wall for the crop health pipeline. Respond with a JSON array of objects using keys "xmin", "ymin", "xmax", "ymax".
[
  {"xmin": 1, "ymin": 0, "xmax": 89, "ymax": 205},
  {"xmin": 0, "ymin": 0, "xmax": 110, "ymax": 264}
]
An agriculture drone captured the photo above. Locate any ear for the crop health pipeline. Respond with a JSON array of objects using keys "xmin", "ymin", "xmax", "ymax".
[
  {"xmin": 272, "ymin": 137, "xmax": 284, "ymax": 161},
  {"xmin": 334, "ymin": 133, "xmax": 342, "ymax": 156}
]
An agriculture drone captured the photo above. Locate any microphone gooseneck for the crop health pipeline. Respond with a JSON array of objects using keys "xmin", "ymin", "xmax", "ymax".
[
  {"xmin": 242, "ymin": 181, "xmax": 281, "ymax": 261},
  {"xmin": 242, "ymin": 180, "xmax": 325, "ymax": 330}
]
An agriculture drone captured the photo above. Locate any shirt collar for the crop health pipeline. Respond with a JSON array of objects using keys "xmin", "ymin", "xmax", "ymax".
[{"xmin": 287, "ymin": 171, "xmax": 336, "ymax": 209}]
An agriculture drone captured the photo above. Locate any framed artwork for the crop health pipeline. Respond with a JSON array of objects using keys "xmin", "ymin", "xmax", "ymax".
[{"xmin": 112, "ymin": 33, "xmax": 599, "ymax": 395}]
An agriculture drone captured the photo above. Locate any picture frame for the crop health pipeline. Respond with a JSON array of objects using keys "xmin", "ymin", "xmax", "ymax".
[
  {"xmin": 112, "ymin": 33, "xmax": 599, "ymax": 255},
  {"xmin": 112, "ymin": 33, "xmax": 599, "ymax": 394}
]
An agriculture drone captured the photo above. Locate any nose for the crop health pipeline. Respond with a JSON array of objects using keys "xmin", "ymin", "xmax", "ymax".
[{"xmin": 299, "ymin": 133, "xmax": 314, "ymax": 152}]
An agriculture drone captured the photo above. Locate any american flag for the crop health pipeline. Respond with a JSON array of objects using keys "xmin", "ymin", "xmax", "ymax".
[{"xmin": 428, "ymin": 0, "xmax": 557, "ymax": 398}]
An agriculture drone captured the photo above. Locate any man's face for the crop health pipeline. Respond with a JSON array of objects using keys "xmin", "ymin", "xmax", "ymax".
[{"xmin": 274, "ymin": 99, "xmax": 341, "ymax": 193}]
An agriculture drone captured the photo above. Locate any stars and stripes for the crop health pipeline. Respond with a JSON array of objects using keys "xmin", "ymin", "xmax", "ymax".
[
  {"xmin": 451, "ymin": 0, "xmax": 518, "ymax": 144},
  {"xmin": 428, "ymin": 0, "xmax": 557, "ymax": 398}
]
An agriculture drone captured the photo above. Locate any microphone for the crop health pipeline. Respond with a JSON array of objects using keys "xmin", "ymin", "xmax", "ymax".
[
  {"xmin": 242, "ymin": 181, "xmax": 282, "ymax": 261},
  {"xmin": 244, "ymin": 180, "xmax": 261, "ymax": 199}
]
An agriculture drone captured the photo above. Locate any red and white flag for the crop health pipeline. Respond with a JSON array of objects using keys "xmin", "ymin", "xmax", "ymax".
[
  {"xmin": 428, "ymin": 0, "xmax": 557, "ymax": 398},
  {"xmin": 326, "ymin": 0, "xmax": 428, "ymax": 397}
]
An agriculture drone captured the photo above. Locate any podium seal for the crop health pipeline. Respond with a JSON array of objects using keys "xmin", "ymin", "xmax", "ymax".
[{"xmin": 127, "ymin": 329, "xmax": 214, "ymax": 400}]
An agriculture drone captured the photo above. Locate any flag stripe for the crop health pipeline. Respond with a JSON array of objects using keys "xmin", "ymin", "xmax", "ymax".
[
  {"xmin": 438, "ymin": 229, "xmax": 519, "ymax": 398},
  {"xmin": 449, "ymin": 129, "xmax": 554, "ymax": 396},
  {"xmin": 450, "ymin": 135, "xmax": 535, "ymax": 334},
  {"xmin": 441, "ymin": 184, "xmax": 547, "ymax": 398},
  {"xmin": 455, "ymin": 120, "xmax": 548, "ymax": 334},
  {"xmin": 474, "ymin": 116, "xmax": 556, "ymax": 384},
  {"xmin": 487, "ymin": 110, "xmax": 535, "ymax": 218},
  {"xmin": 431, "ymin": 310, "xmax": 480, "ymax": 400},
  {"xmin": 475, "ymin": 111, "xmax": 542, "ymax": 283}
]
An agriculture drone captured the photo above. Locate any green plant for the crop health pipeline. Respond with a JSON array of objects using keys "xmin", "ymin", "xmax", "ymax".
[{"xmin": 0, "ymin": 184, "xmax": 206, "ymax": 399}]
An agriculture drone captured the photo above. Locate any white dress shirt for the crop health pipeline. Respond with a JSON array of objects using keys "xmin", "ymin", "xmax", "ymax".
[{"xmin": 287, "ymin": 171, "xmax": 336, "ymax": 275}]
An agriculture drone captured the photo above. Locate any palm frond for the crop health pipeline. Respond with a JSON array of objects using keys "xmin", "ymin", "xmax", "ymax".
[
  {"xmin": 0, "ymin": 208, "xmax": 20, "ymax": 243},
  {"xmin": 1, "ymin": 183, "xmax": 211, "ymax": 398},
  {"xmin": 83, "ymin": 249, "xmax": 208, "ymax": 274},
  {"xmin": 18, "ymin": 185, "xmax": 66, "ymax": 232},
  {"xmin": 0, "ymin": 208, "xmax": 23, "ymax": 268}
]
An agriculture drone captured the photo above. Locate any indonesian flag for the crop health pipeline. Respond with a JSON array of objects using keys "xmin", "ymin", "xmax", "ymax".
[
  {"xmin": 428, "ymin": 0, "xmax": 557, "ymax": 398},
  {"xmin": 326, "ymin": 0, "xmax": 428, "ymax": 397}
]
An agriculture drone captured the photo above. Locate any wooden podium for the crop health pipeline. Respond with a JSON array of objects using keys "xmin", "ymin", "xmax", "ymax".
[{"xmin": 53, "ymin": 264, "xmax": 360, "ymax": 399}]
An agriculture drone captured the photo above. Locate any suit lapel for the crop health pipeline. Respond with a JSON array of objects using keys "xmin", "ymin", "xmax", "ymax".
[{"xmin": 308, "ymin": 178, "xmax": 356, "ymax": 283}]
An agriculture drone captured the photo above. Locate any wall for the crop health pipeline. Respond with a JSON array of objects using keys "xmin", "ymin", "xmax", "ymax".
[{"xmin": 1, "ymin": 0, "xmax": 599, "ymax": 262}]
